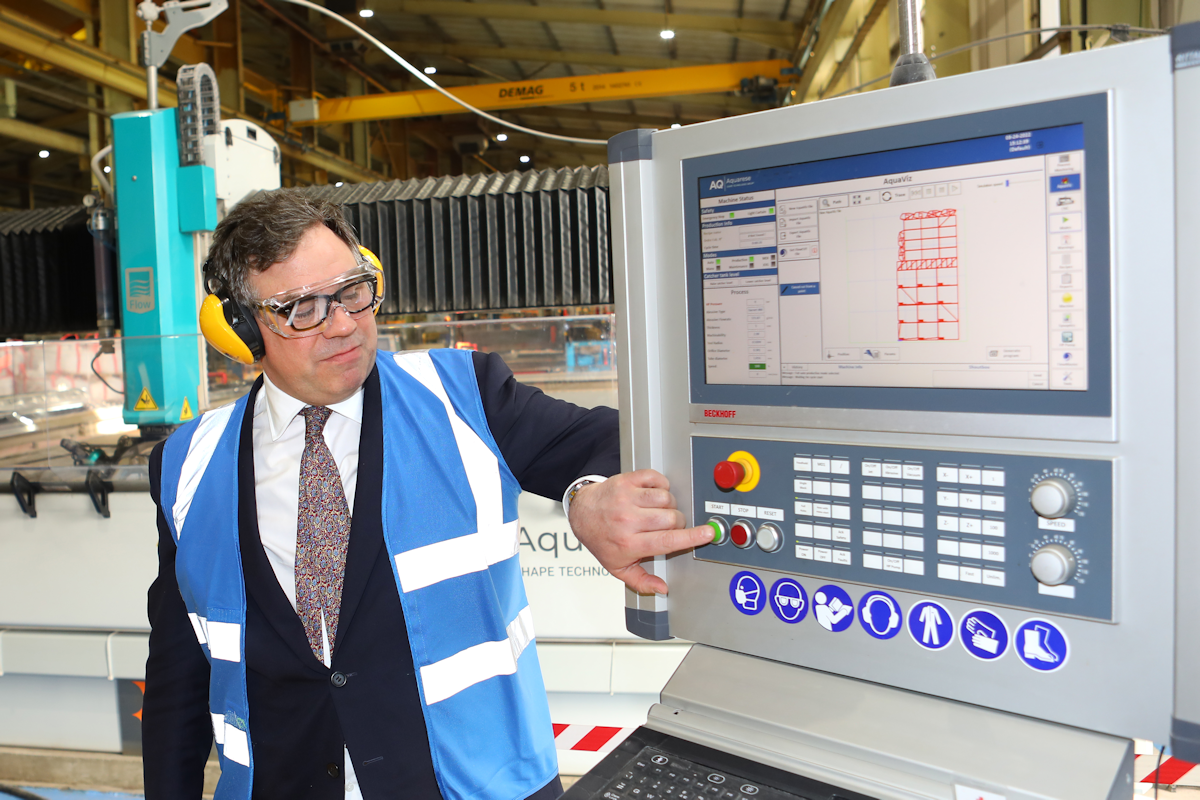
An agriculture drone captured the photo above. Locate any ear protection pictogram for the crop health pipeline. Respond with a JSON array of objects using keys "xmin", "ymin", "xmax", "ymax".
[{"xmin": 199, "ymin": 244, "xmax": 384, "ymax": 365}]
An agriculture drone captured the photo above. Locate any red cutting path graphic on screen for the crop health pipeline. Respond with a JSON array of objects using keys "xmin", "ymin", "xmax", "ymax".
[{"xmin": 897, "ymin": 209, "xmax": 960, "ymax": 341}]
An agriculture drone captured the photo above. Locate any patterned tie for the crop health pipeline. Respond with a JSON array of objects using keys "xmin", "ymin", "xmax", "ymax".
[{"xmin": 295, "ymin": 406, "xmax": 352, "ymax": 662}]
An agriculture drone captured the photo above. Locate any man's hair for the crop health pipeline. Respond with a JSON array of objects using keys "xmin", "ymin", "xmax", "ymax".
[{"xmin": 205, "ymin": 188, "xmax": 361, "ymax": 307}]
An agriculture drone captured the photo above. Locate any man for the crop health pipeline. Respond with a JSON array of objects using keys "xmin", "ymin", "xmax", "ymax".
[{"xmin": 144, "ymin": 189, "xmax": 712, "ymax": 800}]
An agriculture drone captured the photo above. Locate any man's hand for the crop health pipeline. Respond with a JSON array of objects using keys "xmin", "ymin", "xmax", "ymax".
[{"xmin": 567, "ymin": 469, "xmax": 715, "ymax": 596}]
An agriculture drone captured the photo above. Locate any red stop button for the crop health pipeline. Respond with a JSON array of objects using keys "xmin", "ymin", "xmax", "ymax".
[
  {"xmin": 730, "ymin": 521, "xmax": 754, "ymax": 548},
  {"xmin": 714, "ymin": 460, "xmax": 746, "ymax": 490}
]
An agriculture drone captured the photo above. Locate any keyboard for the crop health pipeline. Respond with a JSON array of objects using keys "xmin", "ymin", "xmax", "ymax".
[
  {"xmin": 563, "ymin": 727, "xmax": 875, "ymax": 800},
  {"xmin": 598, "ymin": 746, "xmax": 802, "ymax": 800}
]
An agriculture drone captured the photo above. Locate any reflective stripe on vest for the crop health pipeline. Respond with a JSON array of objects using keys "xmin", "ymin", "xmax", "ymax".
[{"xmin": 161, "ymin": 349, "xmax": 557, "ymax": 800}]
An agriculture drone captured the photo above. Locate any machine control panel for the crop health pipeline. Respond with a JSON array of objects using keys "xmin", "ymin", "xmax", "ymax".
[{"xmin": 692, "ymin": 437, "xmax": 1112, "ymax": 620}]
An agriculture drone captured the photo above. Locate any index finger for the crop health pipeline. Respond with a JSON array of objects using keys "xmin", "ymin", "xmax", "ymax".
[{"xmin": 632, "ymin": 524, "xmax": 716, "ymax": 560}]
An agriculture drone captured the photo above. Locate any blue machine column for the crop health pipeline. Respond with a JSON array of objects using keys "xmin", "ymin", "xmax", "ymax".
[{"xmin": 112, "ymin": 107, "xmax": 216, "ymax": 428}]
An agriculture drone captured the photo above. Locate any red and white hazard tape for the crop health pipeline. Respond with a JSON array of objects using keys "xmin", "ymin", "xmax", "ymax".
[
  {"xmin": 553, "ymin": 724, "xmax": 636, "ymax": 755},
  {"xmin": 1135, "ymin": 754, "xmax": 1200, "ymax": 786}
]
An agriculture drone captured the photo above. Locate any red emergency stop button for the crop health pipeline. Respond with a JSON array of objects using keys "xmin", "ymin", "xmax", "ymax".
[
  {"xmin": 730, "ymin": 520, "xmax": 755, "ymax": 549},
  {"xmin": 714, "ymin": 460, "xmax": 747, "ymax": 490}
]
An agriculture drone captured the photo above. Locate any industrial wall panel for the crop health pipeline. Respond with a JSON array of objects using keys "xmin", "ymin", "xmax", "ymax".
[
  {"xmin": 429, "ymin": 196, "xmax": 448, "ymax": 311},
  {"xmin": 108, "ymin": 633, "xmax": 150, "ymax": 680},
  {"xmin": 466, "ymin": 195, "xmax": 484, "ymax": 309},
  {"xmin": 0, "ymin": 631, "xmax": 110, "ymax": 678},
  {"xmin": 485, "ymin": 193, "xmax": 501, "ymax": 310},
  {"xmin": 539, "ymin": 192, "xmax": 558, "ymax": 307},
  {"xmin": 0, "ymin": 674, "xmax": 121, "ymax": 752},
  {"xmin": 557, "ymin": 188, "xmax": 574, "ymax": 306},
  {"xmin": 502, "ymin": 193, "xmax": 520, "ymax": 309},
  {"xmin": 447, "ymin": 196, "xmax": 466, "ymax": 309},
  {"xmin": 298, "ymin": 166, "xmax": 610, "ymax": 313},
  {"xmin": 0, "ymin": 205, "xmax": 98, "ymax": 336}
]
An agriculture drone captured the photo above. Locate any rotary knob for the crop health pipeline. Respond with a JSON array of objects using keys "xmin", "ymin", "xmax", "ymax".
[
  {"xmin": 730, "ymin": 520, "xmax": 755, "ymax": 549},
  {"xmin": 1030, "ymin": 477, "xmax": 1076, "ymax": 519},
  {"xmin": 756, "ymin": 523, "xmax": 783, "ymax": 553},
  {"xmin": 1030, "ymin": 544, "xmax": 1077, "ymax": 586}
]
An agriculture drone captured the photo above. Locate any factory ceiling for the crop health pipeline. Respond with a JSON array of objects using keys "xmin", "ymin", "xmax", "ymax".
[{"xmin": 0, "ymin": 0, "xmax": 1145, "ymax": 208}]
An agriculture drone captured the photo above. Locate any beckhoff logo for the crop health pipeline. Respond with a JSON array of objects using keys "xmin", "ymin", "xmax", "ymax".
[
  {"xmin": 704, "ymin": 409, "xmax": 737, "ymax": 418},
  {"xmin": 709, "ymin": 179, "xmax": 724, "ymax": 190}
]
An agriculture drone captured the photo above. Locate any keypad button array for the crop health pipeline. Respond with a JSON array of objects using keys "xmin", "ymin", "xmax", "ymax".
[
  {"xmin": 936, "ymin": 465, "xmax": 1006, "ymax": 486},
  {"xmin": 703, "ymin": 451, "xmax": 1021, "ymax": 601}
]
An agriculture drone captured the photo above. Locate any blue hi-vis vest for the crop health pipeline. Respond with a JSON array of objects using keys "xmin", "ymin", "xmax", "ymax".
[{"xmin": 157, "ymin": 349, "xmax": 558, "ymax": 800}]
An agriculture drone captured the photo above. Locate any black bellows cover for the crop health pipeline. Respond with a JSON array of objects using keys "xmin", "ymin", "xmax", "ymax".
[
  {"xmin": 0, "ymin": 206, "xmax": 98, "ymax": 336},
  {"xmin": 302, "ymin": 166, "xmax": 612, "ymax": 314}
]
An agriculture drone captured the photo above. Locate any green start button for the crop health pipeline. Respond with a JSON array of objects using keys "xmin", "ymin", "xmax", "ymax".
[{"xmin": 749, "ymin": 363, "xmax": 766, "ymax": 370}]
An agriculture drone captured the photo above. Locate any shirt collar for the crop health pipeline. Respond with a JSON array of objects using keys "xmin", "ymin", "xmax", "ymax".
[{"xmin": 261, "ymin": 371, "xmax": 365, "ymax": 442}]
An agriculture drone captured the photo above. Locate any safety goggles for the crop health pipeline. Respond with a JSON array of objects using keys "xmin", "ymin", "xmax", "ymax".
[{"xmin": 255, "ymin": 260, "xmax": 381, "ymax": 338}]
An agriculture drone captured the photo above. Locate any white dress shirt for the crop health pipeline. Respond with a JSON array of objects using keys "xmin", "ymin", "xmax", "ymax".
[{"xmin": 252, "ymin": 372, "xmax": 365, "ymax": 798}]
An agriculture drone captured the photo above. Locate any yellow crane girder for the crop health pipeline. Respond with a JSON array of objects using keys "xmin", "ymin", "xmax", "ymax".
[{"xmin": 290, "ymin": 60, "xmax": 794, "ymax": 126}]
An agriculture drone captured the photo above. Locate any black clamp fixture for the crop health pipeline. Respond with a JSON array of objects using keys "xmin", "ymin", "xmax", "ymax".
[
  {"xmin": 85, "ymin": 471, "xmax": 114, "ymax": 519},
  {"xmin": 10, "ymin": 472, "xmax": 36, "ymax": 518}
]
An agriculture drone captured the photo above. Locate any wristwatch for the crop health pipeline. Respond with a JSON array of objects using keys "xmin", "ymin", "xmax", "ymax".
[{"xmin": 562, "ymin": 474, "xmax": 608, "ymax": 519}]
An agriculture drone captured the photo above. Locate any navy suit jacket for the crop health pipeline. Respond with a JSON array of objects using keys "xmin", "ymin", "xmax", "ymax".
[{"xmin": 143, "ymin": 351, "xmax": 620, "ymax": 799}]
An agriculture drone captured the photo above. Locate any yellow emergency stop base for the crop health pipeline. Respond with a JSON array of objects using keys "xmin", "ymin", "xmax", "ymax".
[{"xmin": 727, "ymin": 450, "xmax": 761, "ymax": 492}]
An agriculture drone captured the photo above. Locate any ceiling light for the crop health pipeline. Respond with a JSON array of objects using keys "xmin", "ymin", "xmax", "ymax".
[
  {"xmin": 423, "ymin": 66, "xmax": 437, "ymax": 75},
  {"xmin": 670, "ymin": 123, "xmax": 682, "ymax": 129},
  {"xmin": 38, "ymin": 150, "xmax": 49, "ymax": 158},
  {"xmin": 660, "ymin": 28, "xmax": 675, "ymax": 39},
  {"xmin": 103, "ymin": 165, "xmax": 111, "ymax": 173},
  {"xmin": 335, "ymin": 181, "xmax": 344, "ymax": 187},
  {"xmin": 358, "ymin": 7, "xmax": 374, "ymax": 17},
  {"xmin": 496, "ymin": 133, "xmax": 508, "ymax": 142},
  {"xmin": 519, "ymin": 155, "xmax": 531, "ymax": 163}
]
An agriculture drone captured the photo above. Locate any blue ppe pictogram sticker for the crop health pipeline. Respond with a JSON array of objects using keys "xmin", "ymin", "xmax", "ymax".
[
  {"xmin": 858, "ymin": 590, "xmax": 903, "ymax": 639},
  {"xmin": 769, "ymin": 578, "xmax": 808, "ymax": 624},
  {"xmin": 1014, "ymin": 618, "xmax": 1070, "ymax": 672},
  {"xmin": 960, "ymin": 609, "xmax": 1009, "ymax": 660},
  {"xmin": 907, "ymin": 600, "xmax": 954, "ymax": 650},
  {"xmin": 812, "ymin": 585, "xmax": 855, "ymax": 632},
  {"xmin": 730, "ymin": 571, "xmax": 766, "ymax": 616}
]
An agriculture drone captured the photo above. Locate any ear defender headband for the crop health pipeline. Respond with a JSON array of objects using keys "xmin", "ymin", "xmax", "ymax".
[
  {"xmin": 198, "ymin": 245, "xmax": 384, "ymax": 365},
  {"xmin": 359, "ymin": 245, "xmax": 386, "ymax": 312}
]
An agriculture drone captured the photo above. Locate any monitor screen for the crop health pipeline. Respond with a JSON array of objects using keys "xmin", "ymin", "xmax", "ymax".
[{"xmin": 683, "ymin": 96, "xmax": 1110, "ymax": 416}]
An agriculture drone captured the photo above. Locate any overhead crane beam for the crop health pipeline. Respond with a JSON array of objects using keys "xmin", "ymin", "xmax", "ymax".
[
  {"xmin": 0, "ymin": 7, "xmax": 388, "ymax": 183},
  {"xmin": 0, "ymin": 6, "xmax": 177, "ymax": 108},
  {"xmin": 373, "ymin": 0, "xmax": 799, "ymax": 50},
  {"xmin": 291, "ymin": 60, "xmax": 793, "ymax": 125},
  {"xmin": 0, "ymin": 117, "xmax": 88, "ymax": 154},
  {"xmin": 368, "ymin": 41, "xmax": 709, "ymax": 72}
]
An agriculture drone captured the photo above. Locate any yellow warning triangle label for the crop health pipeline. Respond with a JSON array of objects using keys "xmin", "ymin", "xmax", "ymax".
[
  {"xmin": 180, "ymin": 396, "xmax": 194, "ymax": 421},
  {"xmin": 134, "ymin": 386, "xmax": 159, "ymax": 411}
]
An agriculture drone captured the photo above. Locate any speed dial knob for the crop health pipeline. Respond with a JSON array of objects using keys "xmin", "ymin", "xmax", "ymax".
[
  {"xmin": 1030, "ymin": 477, "xmax": 1076, "ymax": 519},
  {"xmin": 1030, "ymin": 544, "xmax": 1077, "ymax": 586}
]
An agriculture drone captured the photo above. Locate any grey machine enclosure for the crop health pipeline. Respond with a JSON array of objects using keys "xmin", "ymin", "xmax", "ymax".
[{"xmin": 585, "ymin": 24, "xmax": 1200, "ymax": 800}]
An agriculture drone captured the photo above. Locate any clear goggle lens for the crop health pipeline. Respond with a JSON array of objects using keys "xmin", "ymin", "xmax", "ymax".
[{"xmin": 258, "ymin": 265, "xmax": 380, "ymax": 338}]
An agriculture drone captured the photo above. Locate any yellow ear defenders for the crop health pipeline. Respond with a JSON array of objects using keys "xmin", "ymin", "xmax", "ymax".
[
  {"xmin": 199, "ymin": 261, "xmax": 266, "ymax": 365},
  {"xmin": 198, "ymin": 245, "xmax": 385, "ymax": 365},
  {"xmin": 359, "ymin": 245, "xmax": 386, "ymax": 312}
]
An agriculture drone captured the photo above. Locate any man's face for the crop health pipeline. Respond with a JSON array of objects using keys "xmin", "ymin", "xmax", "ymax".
[{"xmin": 248, "ymin": 224, "xmax": 378, "ymax": 406}]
